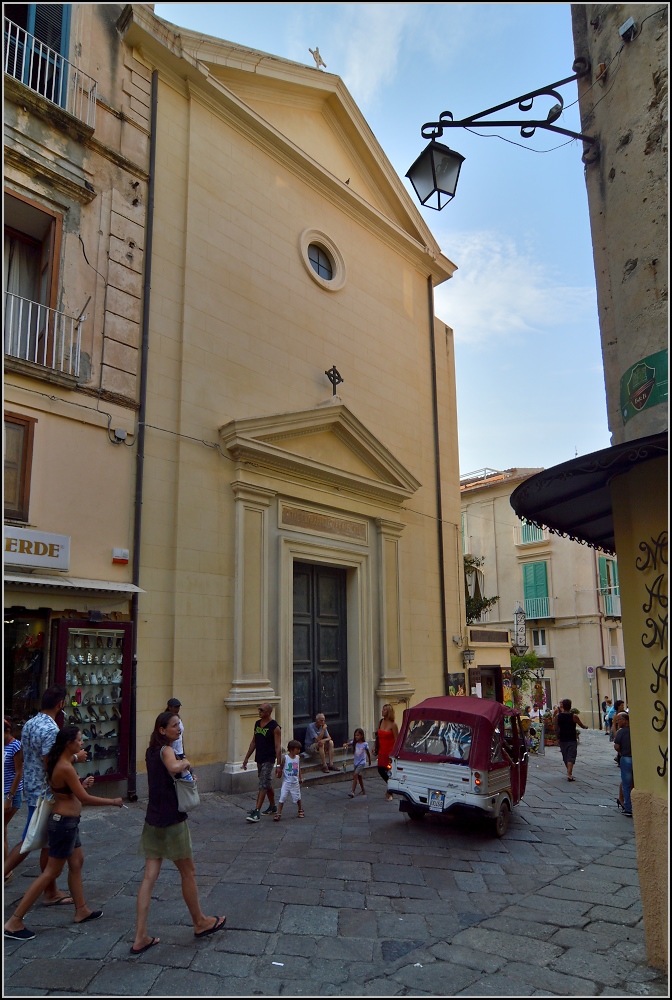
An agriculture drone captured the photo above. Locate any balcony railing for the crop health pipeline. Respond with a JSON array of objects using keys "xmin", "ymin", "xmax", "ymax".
[
  {"xmin": 514, "ymin": 522, "xmax": 548, "ymax": 545},
  {"xmin": 524, "ymin": 597, "xmax": 553, "ymax": 619},
  {"xmin": 4, "ymin": 18, "xmax": 97, "ymax": 128},
  {"xmin": 5, "ymin": 292, "xmax": 81, "ymax": 377},
  {"xmin": 601, "ymin": 590, "xmax": 622, "ymax": 617}
]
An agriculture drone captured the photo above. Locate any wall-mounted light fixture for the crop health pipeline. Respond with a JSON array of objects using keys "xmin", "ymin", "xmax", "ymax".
[{"xmin": 407, "ymin": 58, "xmax": 599, "ymax": 210}]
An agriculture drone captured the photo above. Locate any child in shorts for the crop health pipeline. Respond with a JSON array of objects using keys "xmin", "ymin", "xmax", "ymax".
[
  {"xmin": 343, "ymin": 728, "xmax": 371, "ymax": 797},
  {"xmin": 274, "ymin": 740, "xmax": 304, "ymax": 820}
]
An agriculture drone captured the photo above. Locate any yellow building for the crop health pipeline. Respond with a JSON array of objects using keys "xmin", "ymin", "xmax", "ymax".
[
  {"xmin": 461, "ymin": 467, "xmax": 624, "ymax": 722},
  {"xmin": 4, "ymin": 3, "xmax": 150, "ymax": 788},
  {"xmin": 115, "ymin": 6, "xmax": 466, "ymax": 792}
]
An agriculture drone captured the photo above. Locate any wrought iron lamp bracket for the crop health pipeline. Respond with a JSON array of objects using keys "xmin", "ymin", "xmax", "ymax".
[{"xmin": 421, "ymin": 59, "xmax": 599, "ymax": 163}]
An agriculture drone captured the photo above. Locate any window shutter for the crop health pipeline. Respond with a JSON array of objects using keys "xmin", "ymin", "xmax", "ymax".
[
  {"xmin": 33, "ymin": 4, "xmax": 66, "ymax": 54},
  {"xmin": 611, "ymin": 559, "xmax": 619, "ymax": 591},
  {"xmin": 598, "ymin": 556, "xmax": 609, "ymax": 594},
  {"xmin": 523, "ymin": 562, "xmax": 548, "ymax": 600}
]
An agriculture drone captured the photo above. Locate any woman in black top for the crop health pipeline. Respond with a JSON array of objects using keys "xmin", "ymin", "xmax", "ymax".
[
  {"xmin": 556, "ymin": 698, "xmax": 588, "ymax": 781},
  {"xmin": 131, "ymin": 712, "xmax": 225, "ymax": 955},
  {"xmin": 4, "ymin": 726, "xmax": 123, "ymax": 942}
]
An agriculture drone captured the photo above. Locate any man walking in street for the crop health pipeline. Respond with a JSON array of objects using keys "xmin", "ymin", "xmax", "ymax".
[
  {"xmin": 242, "ymin": 703, "xmax": 281, "ymax": 822},
  {"xmin": 3, "ymin": 686, "xmax": 88, "ymax": 902},
  {"xmin": 556, "ymin": 698, "xmax": 588, "ymax": 781},
  {"xmin": 305, "ymin": 712, "xmax": 338, "ymax": 773}
]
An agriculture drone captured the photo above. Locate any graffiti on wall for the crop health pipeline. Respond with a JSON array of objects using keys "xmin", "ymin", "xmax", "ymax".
[{"xmin": 636, "ymin": 531, "xmax": 668, "ymax": 778}]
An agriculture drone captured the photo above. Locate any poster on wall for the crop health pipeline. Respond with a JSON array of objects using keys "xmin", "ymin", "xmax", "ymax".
[
  {"xmin": 446, "ymin": 672, "xmax": 466, "ymax": 697},
  {"xmin": 502, "ymin": 668, "xmax": 513, "ymax": 708}
]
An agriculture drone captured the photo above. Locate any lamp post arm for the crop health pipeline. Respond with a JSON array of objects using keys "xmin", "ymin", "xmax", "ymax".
[{"xmin": 420, "ymin": 60, "xmax": 598, "ymax": 155}]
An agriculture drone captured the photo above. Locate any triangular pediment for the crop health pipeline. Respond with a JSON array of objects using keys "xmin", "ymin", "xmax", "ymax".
[
  {"xmin": 158, "ymin": 20, "xmax": 441, "ymax": 247},
  {"xmin": 220, "ymin": 402, "xmax": 420, "ymax": 505}
]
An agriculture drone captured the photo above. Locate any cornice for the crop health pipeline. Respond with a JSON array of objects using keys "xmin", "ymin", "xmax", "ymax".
[
  {"xmin": 220, "ymin": 404, "xmax": 421, "ymax": 507},
  {"xmin": 3, "ymin": 145, "xmax": 96, "ymax": 204}
]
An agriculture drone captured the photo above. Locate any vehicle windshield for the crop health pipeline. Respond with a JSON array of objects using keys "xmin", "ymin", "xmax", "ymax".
[{"xmin": 402, "ymin": 719, "xmax": 473, "ymax": 761}]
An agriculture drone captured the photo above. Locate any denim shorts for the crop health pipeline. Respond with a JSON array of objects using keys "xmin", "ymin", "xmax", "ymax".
[
  {"xmin": 5, "ymin": 789, "xmax": 22, "ymax": 810},
  {"xmin": 47, "ymin": 814, "xmax": 82, "ymax": 858}
]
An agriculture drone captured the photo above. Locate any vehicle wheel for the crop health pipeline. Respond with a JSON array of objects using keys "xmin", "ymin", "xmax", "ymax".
[
  {"xmin": 407, "ymin": 807, "xmax": 425, "ymax": 821},
  {"xmin": 493, "ymin": 800, "xmax": 510, "ymax": 838}
]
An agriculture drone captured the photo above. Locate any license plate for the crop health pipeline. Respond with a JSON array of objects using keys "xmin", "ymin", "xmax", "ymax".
[{"xmin": 428, "ymin": 789, "xmax": 445, "ymax": 813}]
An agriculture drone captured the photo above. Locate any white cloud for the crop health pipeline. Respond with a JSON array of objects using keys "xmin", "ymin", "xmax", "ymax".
[{"xmin": 433, "ymin": 230, "xmax": 597, "ymax": 346}]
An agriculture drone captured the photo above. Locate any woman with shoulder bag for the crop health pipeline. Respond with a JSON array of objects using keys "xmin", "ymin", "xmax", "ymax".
[
  {"xmin": 4, "ymin": 725, "xmax": 123, "ymax": 941},
  {"xmin": 130, "ymin": 712, "xmax": 225, "ymax": 955},
  {"xmin": 375, "ymin": 704, "xmax": 399, "ymax": 802}
]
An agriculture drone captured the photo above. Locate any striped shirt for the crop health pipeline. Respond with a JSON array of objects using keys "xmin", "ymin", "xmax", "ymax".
[{"xmin": 4, "ymin": 739, "xmax": 23, "ymax": 795}]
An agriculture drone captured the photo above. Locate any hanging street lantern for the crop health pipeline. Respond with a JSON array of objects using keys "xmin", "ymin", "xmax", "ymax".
[
  {"xmin": 406, "ymin": 140, "xmax": 465, "ymax": 210},
  {"xmin": 512, "ymin": 602, "xmax": 528, "ymax": 656}
]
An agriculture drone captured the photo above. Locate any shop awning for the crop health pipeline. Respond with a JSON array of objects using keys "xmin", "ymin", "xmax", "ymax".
[
  {"xmin": 4, "ymin": 574, "xmax": 144, "ymax": 594},
  {"xmin": 510, "ymin": 432, "xmax": 667, "ymax": 555}
]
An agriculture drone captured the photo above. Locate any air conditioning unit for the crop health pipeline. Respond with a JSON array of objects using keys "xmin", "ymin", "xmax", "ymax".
[{"xmin": 610, "ymin": 654, "xmax": 618, "ymax": 666}]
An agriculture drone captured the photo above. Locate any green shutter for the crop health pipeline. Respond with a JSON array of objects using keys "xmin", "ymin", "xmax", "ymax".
[
  {"xmin": 523, "ymin": 562, "xmax": 548, "ymax": 600},
  {"xmin": 598, "ymin": 556, "xmax": 609, "ymax": 595},
  {"xmin": 611, "ymin": 559, "xmax": 619, "ymax": 592}
]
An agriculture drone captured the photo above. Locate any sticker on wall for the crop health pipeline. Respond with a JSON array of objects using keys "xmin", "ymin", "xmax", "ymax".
[{"xmin": 620, "ymin": 350, "xmax": 668, "ymax": 424}]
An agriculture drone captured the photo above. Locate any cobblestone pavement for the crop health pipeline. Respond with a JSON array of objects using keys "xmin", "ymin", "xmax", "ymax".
[{"xmin": 4, "ymin": 730, "xmax": 668, "ymax": 997}]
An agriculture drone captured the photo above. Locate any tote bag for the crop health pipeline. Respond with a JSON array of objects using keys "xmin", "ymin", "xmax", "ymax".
[
  {"xmin": 160, "ymin": 746, "xmax": 200, "ymax": 810},
  {"xmin": 21, "ymin": 788, "xmax": 52, "ymax": 853}
]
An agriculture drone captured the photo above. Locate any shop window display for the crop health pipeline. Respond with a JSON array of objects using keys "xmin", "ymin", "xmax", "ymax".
[{"xmin": 4, "ymin": 613, "xmax": 47, "ymax": 731}]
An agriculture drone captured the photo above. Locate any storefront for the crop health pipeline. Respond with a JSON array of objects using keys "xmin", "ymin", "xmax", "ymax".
[{"xmin": 4, "ymin": 526, "xmax": 141, "ymax": 792}]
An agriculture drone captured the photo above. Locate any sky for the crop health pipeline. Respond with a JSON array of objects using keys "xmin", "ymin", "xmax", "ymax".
[{"xmin": 155, "ymin": 2, "xmax": 612, "ymax": 475}]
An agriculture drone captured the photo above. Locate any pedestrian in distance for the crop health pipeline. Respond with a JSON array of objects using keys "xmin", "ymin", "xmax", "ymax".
[
  {"xmin": 343, "ymin": 728, "xmax": 371, "ymax": 797},
  {"xmin": 242, "ymin": 703, "xmax": 282, "ymax": 822},
  {"xmin": 375, "ymin": 704, "xmax": 398, "ymax": 801},
  {"xmin": 555, "ymin": 698, "xmax": 588, "ymax": 781},
  {"xmin": 609, "ymin": 700, "xmax": 625, "ymax": 742},
  {"xmin": 603, "ymin": 698, "xmax": 613, "ymax": 734},
  {"xmin": 131, "ymin": 712, "xmax": 225, "ymax": 955},
  {"xmin": 4, "ymin": 725, "xmax": 124, "ymax": 942},
  {"xmin": 4, "ymin": 719, "xmax": 24, "ymax": 879},
  {"xmin": 614, "ymin": 712, "xmax": 634, "ymax": 817},
  {"xmin": 165, "ymin": 697, "xmax": 185, "ymax": 760},
  {"xmin": 4, "ymin": 685, "xmax": 89, "ymax": 904},
  {"xmin": 274, "ymin": 740, "xmax": 304, "ymax": 820}
]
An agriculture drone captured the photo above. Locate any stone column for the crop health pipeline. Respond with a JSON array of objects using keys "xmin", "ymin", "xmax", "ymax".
[
  {"xmin": 375, "ymin": 518, "xmax": 414, "ymax": 712},
  {"xmin": 223, "ymin": 482, "xmax": 278, "ymax": 777}
]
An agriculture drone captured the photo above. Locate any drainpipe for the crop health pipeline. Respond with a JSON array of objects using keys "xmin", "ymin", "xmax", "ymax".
[
  {"xmin": 593, "ymin": 547, "xmax": 607, "ymax": 720},
  {"xmin": 128, "ymin": 69, "xmax": 158, "ymax": 801},
  {"xmin": 427, "ymin": 277, "xmax": 450, "ymax": 694}
]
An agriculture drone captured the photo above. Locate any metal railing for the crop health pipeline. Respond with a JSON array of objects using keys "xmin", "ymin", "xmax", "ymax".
[
  {"xmin": 4, "ymin": 18, "xmax": 97, "ymax": 128},
  {"xmin": 601, "ymin": 590, "xmax": 621, "ymax": 617},
  {"xmin": 514, "ymin": 522, "xmax": 548, "ymax": 545},
  {"xmin": 4, "ymin": 292, "xmax": 81, "ymax": 377},
  {"xmin": 524, "ymin": 597, "xmax": 553, "ymax": 619}
]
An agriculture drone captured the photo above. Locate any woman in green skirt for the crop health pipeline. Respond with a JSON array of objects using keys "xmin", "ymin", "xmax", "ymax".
[{"xmin": 130, "ymin": 712, "xmax": 225, "ymax": 954}]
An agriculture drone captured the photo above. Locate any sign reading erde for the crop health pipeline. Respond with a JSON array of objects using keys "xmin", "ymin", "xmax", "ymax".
[{"xmin": 4, "ymin": 526, "xmax": 70, "ymax": 571}]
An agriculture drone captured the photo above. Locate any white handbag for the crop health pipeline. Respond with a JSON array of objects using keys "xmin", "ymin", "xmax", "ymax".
[{"xmin": 21, "ymin": 788, "xmax": 52, "ymax": 853}]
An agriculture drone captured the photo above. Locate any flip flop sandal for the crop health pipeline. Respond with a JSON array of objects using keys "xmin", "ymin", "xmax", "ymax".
[
  {"xmin": 130, "ymin": 937, "xmax": 159, "ymax": 955},
  {"xmin": 43, "ymin": 895, "xmax": 74, "ymax": 907},
  {"xmin": 298, "ymin": 810, "xmax": 305, "ymax": 818},
  {"xmin": 273, "ymin": 814, "xmax": 282, "ymax": 821},
  {"xmin": 74, "ymin": 910, "xmax": 103, "ymax": 924},
  {"xmin": 194, "ymin": 916, "xmax": 226, "ymax": 939}
]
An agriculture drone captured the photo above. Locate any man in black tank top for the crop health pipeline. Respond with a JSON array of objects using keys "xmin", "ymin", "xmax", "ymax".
[{"xmin": 556, "ymin": 698, "xmax": 588, "ymax": 781}]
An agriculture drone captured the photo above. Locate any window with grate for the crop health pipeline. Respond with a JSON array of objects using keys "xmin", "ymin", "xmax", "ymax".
[{"xmin": 308, "ymin": 243, "xmax": 333, "ymax": 281}]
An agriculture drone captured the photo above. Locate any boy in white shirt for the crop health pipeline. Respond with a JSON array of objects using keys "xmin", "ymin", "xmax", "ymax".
[{"xmin": 274, "ymin": 740, "xmax": 304, "ymax": 820}]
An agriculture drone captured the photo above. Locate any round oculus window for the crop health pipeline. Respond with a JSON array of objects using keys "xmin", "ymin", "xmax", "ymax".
[{"xmin": 299, "ymin": 229, "xmax": 346, "ymax": 291}]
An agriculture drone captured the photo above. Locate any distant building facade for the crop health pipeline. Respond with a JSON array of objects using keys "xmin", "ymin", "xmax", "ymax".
[{"xmin": 461, "ymin": 468, "xmax": 624, "ymax": 722}]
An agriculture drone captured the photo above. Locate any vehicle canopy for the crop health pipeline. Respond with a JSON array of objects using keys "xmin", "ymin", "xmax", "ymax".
[{"xmin": 392, "ymin": 696, "xmax": 521, "ymax": 771}]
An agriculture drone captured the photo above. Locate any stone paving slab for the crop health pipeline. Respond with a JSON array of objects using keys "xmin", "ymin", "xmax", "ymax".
[{"xmin": 4, "ymin": 731, "xmax": 668, "ymax": 996}]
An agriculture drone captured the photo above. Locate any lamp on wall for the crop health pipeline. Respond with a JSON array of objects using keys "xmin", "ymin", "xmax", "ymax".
[{"xmin": 406, "ymin": 59, "xmax": 599, "ymax": 209}]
